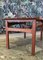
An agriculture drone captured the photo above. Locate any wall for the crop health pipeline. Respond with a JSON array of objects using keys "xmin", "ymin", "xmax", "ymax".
[
  {"xmin": 0, "ymin": 0, "xmax": 43, "ymax": 18},
  {"xmin": 0, "ymin": 0, "xmax": 43, "ymax": 33}
]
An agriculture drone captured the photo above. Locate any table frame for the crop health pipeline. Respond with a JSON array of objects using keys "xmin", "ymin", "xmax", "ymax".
[{"xmin": 2, "ymin": 17, "xmax": 43, "ymax": 55}]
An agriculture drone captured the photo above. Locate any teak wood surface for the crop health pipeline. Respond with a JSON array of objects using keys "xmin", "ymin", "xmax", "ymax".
[{"xmin": 0, "ymin": 17, "xmax": 43, "ymax": 55}]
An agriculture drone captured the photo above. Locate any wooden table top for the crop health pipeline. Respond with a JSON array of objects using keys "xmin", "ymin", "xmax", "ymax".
[{"xmin": 1, "ymin": 17, "xmax": 43, "ymax": 21}]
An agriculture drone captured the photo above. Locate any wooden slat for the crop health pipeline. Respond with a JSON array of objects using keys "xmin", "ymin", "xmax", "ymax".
[
  {"xmin": 1, "ymin": 17, "xmax": 43, "ymax": 21},
  {"xmin": 2, "ymin": 17, "xmax": 36, "ymax": 20},
  {"xmin": 7, "ymin": 20, "xmax": 33, "ymax": 23},
  {"xmin": 7, "ymin": 28, "xmax": 32, "ymax": 33}
]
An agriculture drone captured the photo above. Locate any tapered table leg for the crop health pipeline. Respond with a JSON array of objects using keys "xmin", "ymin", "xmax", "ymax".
[
  {"xmin": 24, "ymin": 32, "xmax": 26, "ymax": 38},
  {"xmin": 6, "ymin": 21, "xmax": 9, "ymax": 49},
  {"xmin": 40, "ymin": 24, "xmax": 43, "ymax": 40},
  {"xmin": 24, "ymin": 23, "xmax": 26, "ymax": 38},
  {"xmin": 6, "ymin": 31, "xmax": 9, "ymax": 49},
  {"xmin": 32, "ymin": 20, "xmax": 36, "ymax": 55}
]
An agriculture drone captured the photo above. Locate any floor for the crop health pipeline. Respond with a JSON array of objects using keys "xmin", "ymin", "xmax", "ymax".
[{"xmin": 0, "ymin": 32, "xmax": 43, "ymax": 60}]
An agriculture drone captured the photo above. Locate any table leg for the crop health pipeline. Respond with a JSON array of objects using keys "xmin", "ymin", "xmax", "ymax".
[
  {"xmin": 6, "ymin": 21, "xmax": 9, "ymax": 49},
  {"xmin": 32, "ymin": 20, "xmax": 36, "ymax": 55},
  {"xmin": 6, "ymin": 31, "xmax": 9, "ymax": 49},
  {"xmin": 40, "ymin": 25, "xmax": 43, "ymax": 40},
  {"xmin": 24, "ymin": 22, "xmax": 26, "ymax": 38},
  {"xmin": 24, "ymin": 32, "xmax": 26, "ymax": 38}
]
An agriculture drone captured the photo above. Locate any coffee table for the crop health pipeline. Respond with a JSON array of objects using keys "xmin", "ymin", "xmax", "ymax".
[{"xmin": 2, "ymin": 17, "xmax": 43, "ymax": 55}]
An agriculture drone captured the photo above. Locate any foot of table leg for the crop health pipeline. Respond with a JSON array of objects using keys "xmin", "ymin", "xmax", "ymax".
[
  {"xmin": 32, "ymin": 20, "xmax": 36, "ymax": 55},
  {"xmin": 40, "ymin": 25, "xmax": 42, "ymax": 40},
  {"xmin": 6, "ymin": 31, "xmax": 9, "ymax": 49},
  {"xmin": 24, "ymin": 32, "xmax": 26, "ymax": 38},
  {"xmin": 40, "ymin": 30, "xmax": 42, "ymax": 40}
]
